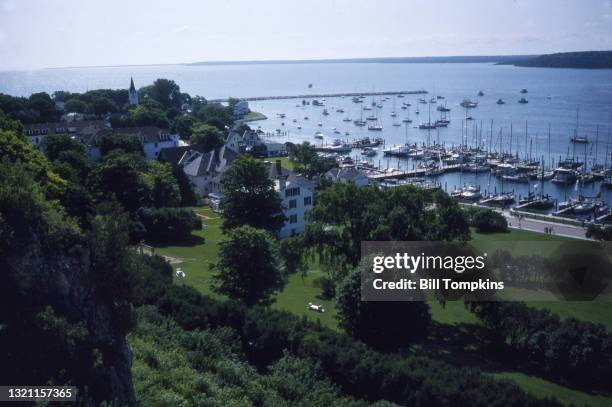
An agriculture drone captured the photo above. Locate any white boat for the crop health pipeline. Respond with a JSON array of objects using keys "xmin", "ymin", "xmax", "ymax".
[{"xmin": 460, "ymin": 99, "xmax": 478, "ymax": 108}]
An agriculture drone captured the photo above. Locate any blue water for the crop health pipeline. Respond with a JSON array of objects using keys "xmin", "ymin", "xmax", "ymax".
[{"xmin": 1, "ymin": 62, "xmax": 612, "ymax": 208}]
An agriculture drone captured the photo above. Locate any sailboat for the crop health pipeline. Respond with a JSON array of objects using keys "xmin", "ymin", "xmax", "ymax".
[
  {"xmin": 569, "ymin": 106, "xmax": 588, "ymax": 143},
  {"xmin": 402, "ymin": 107, "xmax": 412, "ymax": 123},
  {"xmin": 419, "ymin": 103, "xmax": 436, "ymax": 130},
  {"xmin": 368, "ymin": 106, "xmax": 383, "ymax": 131},
  {"xmin": 354, "ymin": 109, "xmax": 366, "ymax": 126},
  {"xmin": 390, "ymin": 96, "xmax": 397, "ymax": 118},
  {"xmin": 518, "ymin": 158, "xmax": 555, "ymax": 209}
]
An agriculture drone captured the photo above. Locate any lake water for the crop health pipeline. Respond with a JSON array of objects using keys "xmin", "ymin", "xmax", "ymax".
[{"xmin": 1, "ymin": 62, "xmax": 612, "ymax": 210}]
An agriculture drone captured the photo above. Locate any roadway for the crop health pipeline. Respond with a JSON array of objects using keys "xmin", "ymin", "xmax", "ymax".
[{"xmin": 501, "ymin": 211, "xmax": 589, "ymax": 240}]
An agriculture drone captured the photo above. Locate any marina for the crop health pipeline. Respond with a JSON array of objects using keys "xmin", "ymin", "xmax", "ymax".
[{"xmin": 247, "ymin": 83, "xmax": 612, "ymax": 224}]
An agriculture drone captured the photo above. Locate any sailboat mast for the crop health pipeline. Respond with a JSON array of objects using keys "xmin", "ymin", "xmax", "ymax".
[
  {"xmin": 548, "ymin": 123, "xmax": 551, "ymax": 169},
  {"xmin": 525, "ymin": 121, "xmax": 528, "ymax": 161}
]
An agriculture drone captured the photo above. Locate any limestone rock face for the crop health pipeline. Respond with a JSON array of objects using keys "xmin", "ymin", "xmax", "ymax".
[{"xmin": 3, "ymin": 237, "xmax": 136, "ymax": 406}]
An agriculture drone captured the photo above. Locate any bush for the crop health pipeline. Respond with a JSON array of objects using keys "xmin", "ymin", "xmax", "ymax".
[
  {"xmin": 335, "ymin": 262, "xmax": 431, "ymax": 351},
  {"xmin": 467, "ymin": 301, "xmax": 612, "ymax": 390},
  {"xmin": 153, "ymin": 285, "xmax": 561, "ymax": 407},
  {"xmin": 586, "ymin": 224, "xmax": 612, "ymax": 240},
  {"xmin": 138, "ymin": 207, "xmax": 202, "ymax": 244},
  {"xmin": 469, "ymin": 208, "xmax": 508, "ymax": 233}
]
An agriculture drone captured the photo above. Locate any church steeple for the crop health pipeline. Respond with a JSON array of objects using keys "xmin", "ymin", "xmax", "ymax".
[{"xmin": 128, "ymin": 77, "xmax": 139, "ymax": 105}]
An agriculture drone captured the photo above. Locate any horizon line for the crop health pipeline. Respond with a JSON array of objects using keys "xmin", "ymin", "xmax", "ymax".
[{"xmin": 39, "ymin": 53, "xmax": 541, "ymax": 71}]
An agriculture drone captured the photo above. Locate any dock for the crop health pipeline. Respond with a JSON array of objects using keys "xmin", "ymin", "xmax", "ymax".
[
  {"xmin": 210, "ymin": 90, "xmax": 428, "ymax": 103},
  {"xmin": 367, "ymin": 164, "xmax": 462, "ymax": 180}
]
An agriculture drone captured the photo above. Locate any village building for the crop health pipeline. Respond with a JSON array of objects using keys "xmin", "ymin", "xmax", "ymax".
[
  {"xmin": 178, "ymin": 145, "xmax": 237, "ymax": 198},
  {"xmin": 268, "ymin": 160, "xmax": 315, "ymax": 238},
  {"xmin": 232, "ymin": 100, "xmax": 249, "ymax": 119},
  {"xmin": 23, "ymin": 120, "xmax": 111, "ymax": 156},
  {"xmin": 128, "ymin": 77, "xmax": 139, "ymax": 105},
  {"xmin": 324, "ymin": 166, "xmax": 370, "ymax": 186},
  {"xmin": 110, "ymin": 126, "xmax": 183, "ymax": 160}
]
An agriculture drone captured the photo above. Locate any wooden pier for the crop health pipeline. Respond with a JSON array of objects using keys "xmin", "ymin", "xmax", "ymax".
[
  {"xmin": 367, "ymin": 164, "xmax": 461, "ymax": 181},
  {"xmin": 210, "ymin": 90, "xmax": 428, "ymax": 103}
]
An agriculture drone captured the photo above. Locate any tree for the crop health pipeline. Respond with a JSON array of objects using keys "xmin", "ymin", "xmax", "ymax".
[
  {"xmin": 470, "ymin": 208, "xmax": 508, "ymax": 233},
  {"xmin": 100, "ymin": 133, "xmax": 144, "ymax": 157},
  {"xmin": 137, "ymin": 207, "xmax": 202, "ymax": 243},
  {"xmin": 193, "ymin": 103, "xmax": 233, "ymax": 130},
  {"xmin": 142, "ymin": 79, "xmax": 182, "ymax": 110},
  {"xmin": 141, "ymin": 161, "xmax": 181, "ymax": 208},
  {"xmin": 220, "ymin": 155, "xmax": 285, "ymax": 234},
  {"xmin": 64, "ymin": 98, "xmax": 89, "ymax": 113},
  {"xmin": 279, "ymin": 235, "xmax": 308, "ymax": 276},
  {"xmin": 172, "ymin": 164, "xmax": 198, "ymax": 206},
  {"xmin": 335, "ymin": 258, "xmax": 431, "ymax": 351},
  {"xmin": 87, "ymin": 151, "xmax": 149, "ymax": 213},
  {"xmin": 27, "ymin": 92, "xmax": 56, "ymax": 121},
  {"xmin": 129, "ymin": 103, "xmax": 169, "ymax": 128},
  {"xmin": 189, "ymin": 123, "xmax": 224, "ymax": 152},
  {"xmin": 172, "ymin": 115, "xmax": 196, "ymax": 140},
  {"xmin": 41, "ymin": 133, "xmax": 87, "ymax": 162},
  {"xmin": 287, "ymin": 142, "xmax": 336, "ymax": 178},
  {"xmin": 0, "ymin": 130, "xmax": 66, "ymax": 197},
  {"xmin": 91, "ymin": 96, "xmax": 118, "ymax": 115},
  {"xmin": 586, "ymin": 224, "xmax": 612, "ymax": 240},
  {"xmin": 212, "ymin": 225, "xmax": 285, "ymax": 306}
]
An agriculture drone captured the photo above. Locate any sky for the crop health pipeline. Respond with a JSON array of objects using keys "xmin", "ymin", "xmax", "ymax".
[{"xmin": 0, "ymin": 0, "xmax": 611, "ymax": 70}]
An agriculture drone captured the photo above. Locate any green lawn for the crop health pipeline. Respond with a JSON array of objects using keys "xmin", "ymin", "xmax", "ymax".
[
  {"xmin": 243, "ymin": 111, "xmax": 268, "ymax": 121},
  {"xmin": 154, "ymin": 206, "xmax": 222, "ymax": 298},
  {"xmin": 257, "ymin": 156, "xmax": 295, "ymax": 171},
  {"xmin": 491, "ymin": 372, "xmax": 612, "ymax": 407},
  {"xmin": 154, "ymin": 210, "xmax": 610, "ymax": 405}
]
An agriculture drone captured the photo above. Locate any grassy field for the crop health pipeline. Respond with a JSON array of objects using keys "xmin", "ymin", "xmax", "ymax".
[
  {"xmin": 242, "ymin": 111, "xmax": 267, "ymax": 121},
  {"xmin": 257, "ymin": 156, "xmax": 295, "ymax": 170},
  {"xmin": 155, "ymin": 208, "xmax": 611, "ymax": 405},
  {"xmin": 491, "ymin": 372, "xmax": 611, "ymax": 407}
]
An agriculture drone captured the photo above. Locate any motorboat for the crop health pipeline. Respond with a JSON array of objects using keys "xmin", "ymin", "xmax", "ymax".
[{"xmin": 460, "ymin": 99, "xmax": 478, "ymax": 108}]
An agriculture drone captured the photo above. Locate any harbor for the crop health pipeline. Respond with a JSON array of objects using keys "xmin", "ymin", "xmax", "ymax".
[{"xmin": 248, "ymin": 89, "xmax": 612, "ymax": 226}]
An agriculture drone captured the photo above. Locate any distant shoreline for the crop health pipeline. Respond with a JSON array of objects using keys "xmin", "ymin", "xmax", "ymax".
[
  {"xmin": 41, "ymin": 55, "xmax": 534, "ymax": 71},
  {"xmin": 25, "ymin": 50, "xmax": 612, "ymax": 72}
]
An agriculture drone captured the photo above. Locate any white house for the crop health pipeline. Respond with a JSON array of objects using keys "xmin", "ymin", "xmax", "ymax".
[
  {"xmin": 23, "ymin": 120, "xmax": 111, "ymax": 159},
  {"xmin": 225, "ymin": 129, "xmax": 262, "ymax": 154},
  {"xmin": 324, "ymin": 166, "xmax": 370, "ymax": 186},
  {"xmin": 268, "ymin": 160, "xmax": 315, "ymax": 238},
  {"xmin": 233, "ymin": 100, "xmax": 249, "ymax": 118},
  {"xmin": 178, "ymin": 145, "xmax": 237, "ymax": 197},
  {"xmin": 112, "ymin": 126, "xmax": 183, "ymax": 160}
]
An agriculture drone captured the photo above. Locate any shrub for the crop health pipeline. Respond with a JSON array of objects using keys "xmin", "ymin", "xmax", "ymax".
[{"xmin": 138, "ymin": 207, "xmax": 202, "ymax": 243}]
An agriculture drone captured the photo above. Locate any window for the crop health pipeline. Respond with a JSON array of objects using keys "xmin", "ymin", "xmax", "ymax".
[
  {"xmin": 285, "ymin": 187, "xmax": 300, "ymax": 197},
  {"xmin": 304, "ymin": 196, "xmax": 312, "ymax": 206},
  {"xmin": 289, "ymin": 214, "xmax": 298, "ymax": 224},
  {"xmin": 289, "ymin": 199, "xmax": 297, "ymax": 209}
]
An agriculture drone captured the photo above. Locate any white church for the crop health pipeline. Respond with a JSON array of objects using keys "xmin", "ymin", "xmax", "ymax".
[{"xmin": 128, "ymin": 77, "xmax": 139, "ymax": 105}]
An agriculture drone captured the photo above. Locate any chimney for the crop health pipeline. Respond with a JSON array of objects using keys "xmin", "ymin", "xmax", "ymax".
[
  {"xmin": 275, "ymin": 159, "xmax": 282, "ymax": 176},
  {"xmin": 275, "ymin": 160, "xmax": 286, "ymax": 191}
]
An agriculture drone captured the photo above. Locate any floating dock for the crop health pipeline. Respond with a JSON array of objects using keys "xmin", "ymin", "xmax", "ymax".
[{"xmin": 367, "ymin": 164, "xmax": 462, "ymax": 180}]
